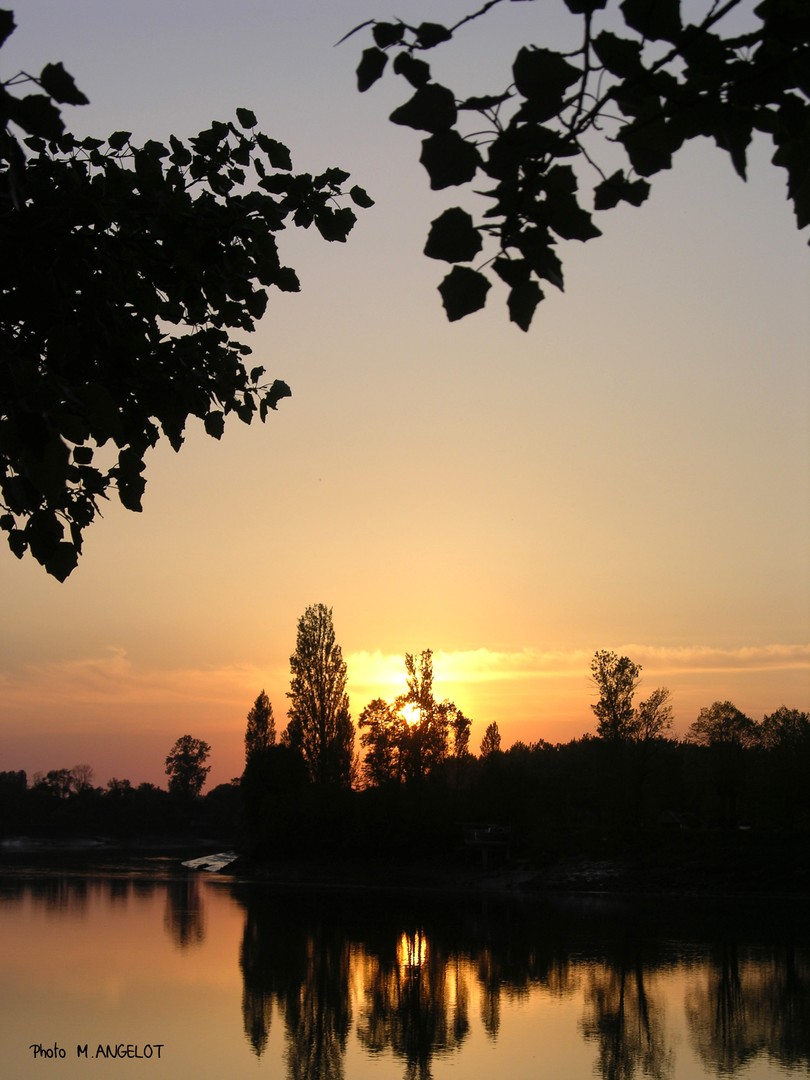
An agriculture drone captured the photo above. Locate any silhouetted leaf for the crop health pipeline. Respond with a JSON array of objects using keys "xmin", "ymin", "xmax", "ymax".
[
  {"xmin": 349, "ymin": 183, "xmax": 375, "ymax": 207},
  {"xmin": 416, "ymin": 22, "xmax": 452, "ymax": 48},
  {"xmin": 45, "ymin": 542, "xmax": 79, "ymax": 582},
  {"xmin": 512, "ymin": 47, "xmax": 581, "ymax": 121},
  {"xmin": 8, "ymin": 93, "xmax": 63, "ymax": 139},
  {"xmin": 357, "ymin": 47, "xmax": 388, "ymax": 91},
  {"xmin": 424, "ymin": 207, "xmax": 482, "ymax": 262},
  {"xmin": 372, "ymin": 21, "xmax": 404, "ymax": 48},
  {"xmin": 38, "ymin": 61, "xmax": 89, "ymax": 105},
  {"xmin": 493, "ymin": 256, "xmax": 531, "ymax": 287},
  {"xmin": 266, "ymin": 380, "xmax": 292, "ymax": 409},
  {"xmin": 393, "ymin": 52, "xmax": 432, "ymax": 88},
  {"xmin": 620, "ymin": 0, "xmax": 682, "ymax": 43},
  {"xmin": 713, "ymin": 106, "xmax": 754, "ymax": 179},
  {"xmin": 315, "ymin": 206, "xmax": 356, "ymax": 242},
  {"xmin": 617, "ymin": 117, "xmax": 677, "ymax": 175},
  {"xmin": 419, "ymin": 130, "xmax": 480, "ymax": 189},
  {"xmin": 236, "ymin": 107, "xmax": 257, "ymax": 129},
  {"xmin": 594, "ymin": 170, "xmax": 651, "ymax": 209},
  {"xmin": 0, "ymin": 10, "xmax": 15, "ymax": 48},
  {"xmin": 271, "ymin": 266, "xmax": 301, "ymax": 291},
  {"xmin": 508, "ymin": 280, "xmax": 544, "ymax": 330},
  {"xmin": 390, "ymin": 83, "xmax": 457, "ymax": 132},
  {"xmin": 438, "ymin": 266, "xmax": 491, "ymax": 320},
  {"xmin": 593, "ymin": 31, "xmax": 644, "ymax": 77},
  {"xmin": 108, "ymin": 130, "xmax": 131, "ymax": 151},
  {"xmin": 255, "ymin": 133, "xmax": 292, "ymax": 170}
]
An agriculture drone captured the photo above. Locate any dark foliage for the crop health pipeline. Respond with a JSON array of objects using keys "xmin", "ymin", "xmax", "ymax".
[
  {"xmin": 0, "ymin": 12, "xmax": 369, "ymax": 578},
  {"xmin": 349, "ymin": 0, "xmax": 810, "ymax": 328}
]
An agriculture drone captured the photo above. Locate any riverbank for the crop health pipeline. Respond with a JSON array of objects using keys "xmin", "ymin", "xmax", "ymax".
[{"xmin": 2, "ymin": 828, "xmax": 808, "ymax": 898}]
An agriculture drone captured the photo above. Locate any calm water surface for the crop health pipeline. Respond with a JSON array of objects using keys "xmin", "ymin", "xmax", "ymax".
[{"xmin": 1, "ymin": 858, "xmax": 808, "ymax": 1080}]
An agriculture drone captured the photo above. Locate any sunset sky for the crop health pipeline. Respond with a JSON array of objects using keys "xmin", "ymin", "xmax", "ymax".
[{"xmin": 1, "ymin": 0, "xmax": 808, "ymax": 790}]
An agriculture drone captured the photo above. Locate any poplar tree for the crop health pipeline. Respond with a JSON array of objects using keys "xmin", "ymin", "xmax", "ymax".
[
  {"xmin": 284, "ymin": 604, "xmax": 355, "ymax": 788},
  {"xmin": 244, "ymin": 690, "xmax": 276, "ymax": 764}
]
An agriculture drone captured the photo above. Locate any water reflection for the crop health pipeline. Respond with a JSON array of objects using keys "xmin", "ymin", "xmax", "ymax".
[
  {"xmin": 233, "ymin": 888, "xmax": 810, "ymax": 1080},
  {"xmin": 164, "ymin": 876, "xmax": 205, "ymax": 949},
  {"xmin": 1, "ymin": 865, "xmax": 808, "ymax": 1080},
  {"xmin": 686, "ymin": 942, "xmax": 810, "ymax": 1075}
]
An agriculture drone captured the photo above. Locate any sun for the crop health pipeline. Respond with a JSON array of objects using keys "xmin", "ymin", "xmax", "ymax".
[{"xmin": 401, "ymin": 703, "xmax": 421, "ymax": 726}]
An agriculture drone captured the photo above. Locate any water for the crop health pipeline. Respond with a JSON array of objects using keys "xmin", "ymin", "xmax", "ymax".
[{"xmin": 1, "ymin": 858, "xmax": 808, "ymax": 1079}]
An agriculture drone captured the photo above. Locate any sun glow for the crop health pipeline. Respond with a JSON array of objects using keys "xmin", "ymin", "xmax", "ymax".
[{"xmin": 401, "ymin": 703, "xmax": 421, "ymax": 727}]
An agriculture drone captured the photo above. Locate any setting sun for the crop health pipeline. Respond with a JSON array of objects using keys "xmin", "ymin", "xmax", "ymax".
[{"xmin": 402, "ymin": 703, "xmax": 421, "ymax": 727}]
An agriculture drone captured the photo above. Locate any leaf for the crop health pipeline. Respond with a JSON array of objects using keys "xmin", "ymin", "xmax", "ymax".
[
  {"xmin": 415, "ymin": 22, "xmax": 452, "ymax": 48},
  {"xmin": 271, "ymin": 266, "xmax": 301, "ymax": 292},
  {"xmin": 204, "ymin": 411, "xmax": 225, "ymax": 439},
  {"xmin": 349, "ymin": 183, "xmax": 375, "ymax": 208},
  {"xmin": 424, "ymin": 207, "xmax": 483, "ymax": 262},
  {"xmin": 507, "ymin": 280, "xmax": 544, "ymax": 331},
  {"xmin": 592, "ymin": 31, "xmax": 644, "ymax": 77},
  {"xmin": 512, "ymin": 47, "xmax": 582, "ymax": 122},
  {"xmin": 419, "ymin": 130, "xmax": 480, "ymax": 189},
  {"xmin": 38, "ymin": 61, "xmax": 89, "ymax": 105},
  {"xmin": 492, "ymin": 256, "xmax": 531, "ymax": 287},
  {"xmin": 8, "ymin": 93, "xmax": 64, "ymax": 139},
  {"xmin": 390, "ymin": 83, "xmax": 457, "ymax": 133},
  {"xmin": 315, "ymin": 206, "xmax": 356, "ymax": 242},
  {"xmin": 108, "ymin": 130, "xmax": 131, "ymax": 151},
  {"xmin": 357, "ymin": 47, "xmax": 388, "ymax": 92},
  {"xmin": 620, "ymin": 0, "xmax": 682, "ymax": 43},
  {"xmin": 45, "ymin": 542, "xmax": 79, "ymax": 583},
  {"xmin": 617, "ymin": 117, "xmax": 677, "ymax": 176},
  {"xmin": 437, "ymin": 266, "xmax": 491, "ymax": 321},
  {"xmin": 168, "ymin": 133, "xmax": 192, "ymax": 165},
  {"xmin": 316, "ymin": 166, "xmax": 351, "ymax": 188},
  {"xmin": 236, "ymin": 107, "xmax": 257, "ymax": 129},
  {"xmin": 255, "ymin": 133, "xmax": 293, "ymax": 170},
  {"xmin": 713, "ymin": 106, "xmax": 754, "ymax": 180},
  {"xmin": 393, "ymin": 52, "xmax": 431, "ymax": 88},
  {"xmin": 265, "ymin": 380, "xmax": 292, "ymax": 410},
  {"xmin": 0, "ymin": 10, "xmax": 15, "ymax": 48},
  {"xmin": 593, "ymin": 170, "xmax": 651, "ymax": 209},
  {"xmin": 372, "ymin": 21, "xmax": 404, "ymax": 48}
]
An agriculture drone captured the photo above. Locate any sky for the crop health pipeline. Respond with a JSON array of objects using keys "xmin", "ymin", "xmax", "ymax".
[{"xmin": 1, "ymin": 0, "xmax": 808, "ymax": 789}]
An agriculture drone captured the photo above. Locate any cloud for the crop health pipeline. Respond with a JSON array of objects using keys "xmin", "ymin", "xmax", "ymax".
[
  {"xmin": 347, "ymin": 643, "xmax": 810, "ymax": 694},
  {"xmin": 0, "ymin": 647, "xmax": 286, "ymax": 731}
]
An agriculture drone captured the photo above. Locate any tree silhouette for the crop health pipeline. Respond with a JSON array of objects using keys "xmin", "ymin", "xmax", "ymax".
[
  {"xmin": 284, "ymin": 604, "xmax": 355, "ymax": 789},
  {"xmin": 349, "ymin": 0, "xmax": 809, "ymax": 327},
  {"xmin": 245, "ymin": 689, "xmax": 277, "ymax": 764},
  {"xmin": 479, "ymin": 721, "xmax": 501, "ymax": 757},
  {"xmin": 164, "ymin": 734, "xmax": 211, "ymax": 799},
  {"xmin": 358, "ymin": 650, "xmax": 471, "ymax": 785},
  {"xmin": 591, "ymin": 651, "xmax": 641, "ymax": 742},
  {"xmin": 0, "ymin": 11, "xmax": 370, "ymax": 578}
]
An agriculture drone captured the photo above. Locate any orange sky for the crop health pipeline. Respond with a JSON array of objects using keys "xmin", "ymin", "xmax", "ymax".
[{"xmin": 1, "ymin": 0, "xmax": 808, "ymax": 790}]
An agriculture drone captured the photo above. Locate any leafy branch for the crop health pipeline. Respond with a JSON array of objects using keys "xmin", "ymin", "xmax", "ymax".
[{"xmin": 349, "ymin": 0, "xmax": 809, "ymax": 329}]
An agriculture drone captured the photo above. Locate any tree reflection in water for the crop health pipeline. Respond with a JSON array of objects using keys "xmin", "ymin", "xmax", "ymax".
[
  {"xmin": 233, "ymin": 887, "xmax": 810, "ymax": 1080},
  {"xmin": 239, "ymin": 897, "xmax": 351, "ymax": 1079},
  {"xmin": 356, "ymin": 927, "xmax": 470, "ymax": 1080},
  {"xmin": 580, "ymin": 958, "xmax": 674, "ymax": 1080},
  {"xmin": 163, "ymin": 875, "xmax": 205, "ymax": 949},
  {"xmin": 686, "ymin": 940, "xmax": 810, "ymax": 1075}
]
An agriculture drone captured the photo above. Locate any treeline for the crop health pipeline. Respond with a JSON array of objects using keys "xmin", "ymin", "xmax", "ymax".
[
  {"xmin": 2, "ymin": 604, "xmax": 807, "ymax": 866},
  {"xmin": 0, "ymin": 766, "xmax": 240, "ymax": 840}
]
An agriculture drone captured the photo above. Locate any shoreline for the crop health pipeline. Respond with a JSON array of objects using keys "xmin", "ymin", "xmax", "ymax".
[{"xmin": 3, "ymin": 832, "xmax": 809, "ymax": 900}]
